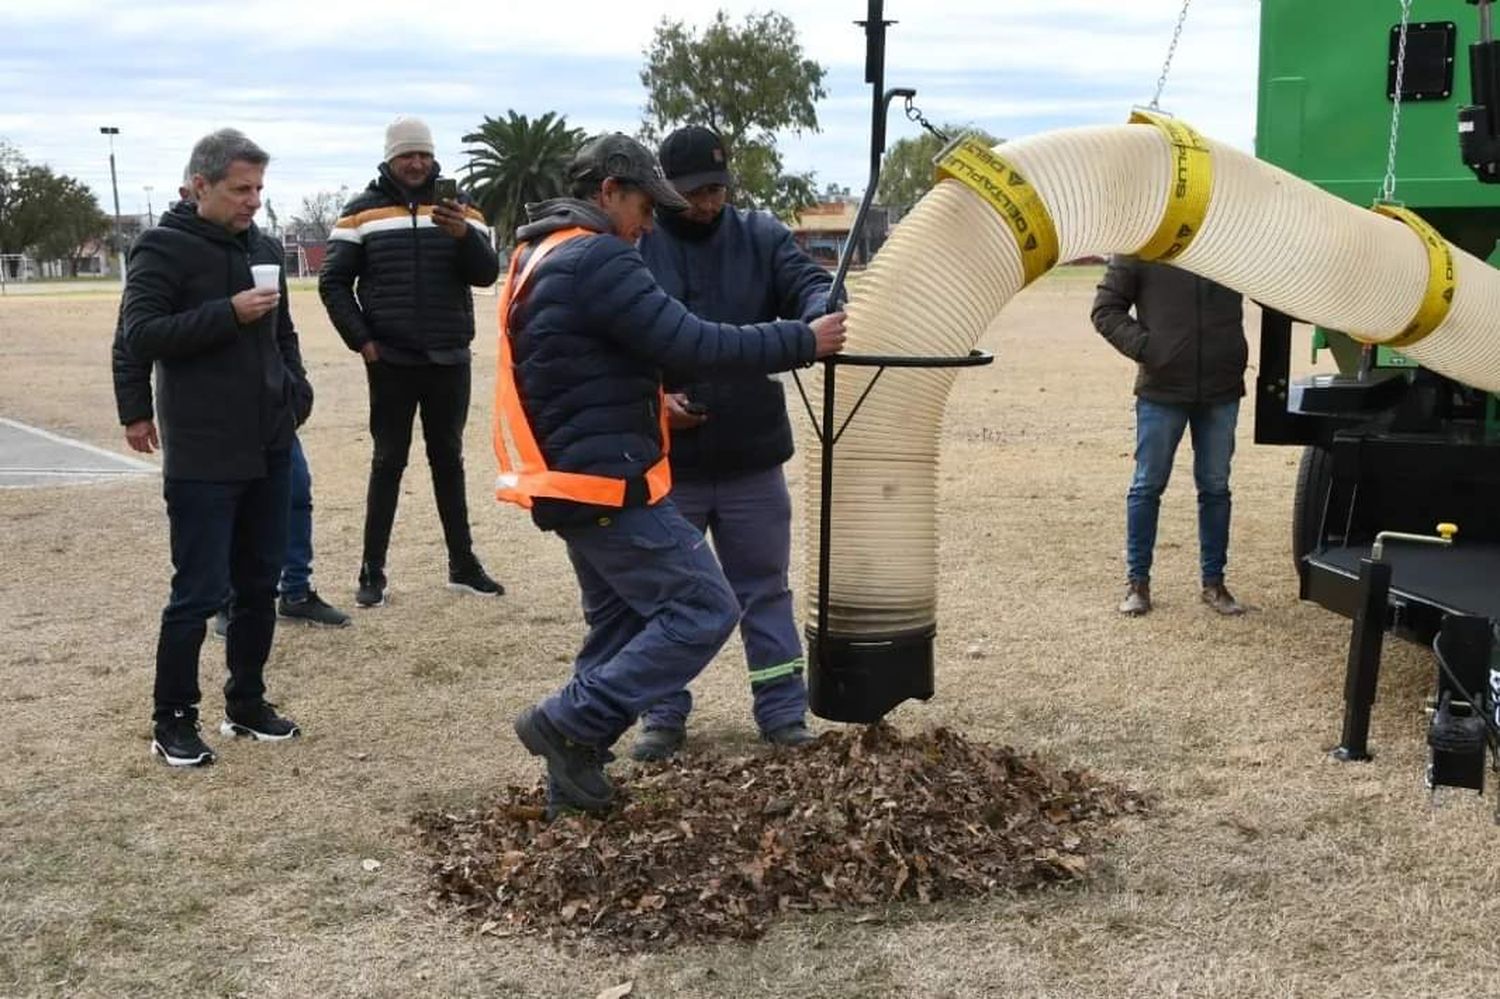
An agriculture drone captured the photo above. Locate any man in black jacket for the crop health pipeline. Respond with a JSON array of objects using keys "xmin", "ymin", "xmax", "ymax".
[
  {"xmin": 319, "ymin": 115, "xmax": 502, "ymax": 608},
  {"xmin": 1091, "ymin": 255, "xmax": 1249, "ymax": 617},
  {"xmin": 114, "ymin": 178, "xmax": 349, "ymax": 632},
  {"xmin": 630, "ymin": 126, "xmax": 831, "ymax": 761},
  {"xmin": 502, "ymin": 133, "xmax": 847, "ymax": 817},
  {"xmin": 122, "ymin": 129, "xmax": 309, "ymax": 766}
]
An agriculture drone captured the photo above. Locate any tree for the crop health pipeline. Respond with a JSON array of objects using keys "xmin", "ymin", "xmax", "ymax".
[
  {"xmin": 461, "ymin": 111, "xmax": 585, "ymax": 247},
  {"xmin": 640, "ymin": 10, "xmax": 827, "ymax": 221},
  {"xmin": 0, "ymin": 140, "xmax": 110, "ymax": 276},
  {"xmin": 877, "ymin": 126, "xmax": 1002, "ymax": 216},
  {"xmin": 289, "ymin": 187, "xmax": 348, "ymax": 242},
  {"xmin": 29, "ymin": 173, "xmax": 110, "ymax": 277}
]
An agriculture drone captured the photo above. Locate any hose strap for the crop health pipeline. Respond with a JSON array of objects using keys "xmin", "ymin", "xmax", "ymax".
[
  {"xmin": 934, "ymin": 133, "xmax": 1059, "ymax": 286},
  {"xmin": 1358, "ymin": 203, "xmax": 1456, "ymax": 350},
  {"xmin": 1129, "ymin": 110, "xmax": 1213, "ymax": 262}
]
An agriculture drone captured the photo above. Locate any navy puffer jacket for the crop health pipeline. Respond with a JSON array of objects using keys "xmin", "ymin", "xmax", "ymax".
[
  {"xmin": 509, "ymin": 199, "xmax": 817, "ymax": 531},
  {"xmin": 639, "ymin": 205, "xmax": 832, "ymax": 479},
  {"xmin": 319, "ymin": 161, "xmax": 500, "ymax": 365}
]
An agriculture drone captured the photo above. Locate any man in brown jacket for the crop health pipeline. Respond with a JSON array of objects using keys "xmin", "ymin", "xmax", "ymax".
[{"xmin": 1091, "ymin": 255, "xmax": 1249, "ymax": 617}]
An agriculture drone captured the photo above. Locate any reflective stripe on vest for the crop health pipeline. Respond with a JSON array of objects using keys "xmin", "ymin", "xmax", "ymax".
[{"xmin": 492, "ymin": 226, "xmax": 673, "ymax": 510}]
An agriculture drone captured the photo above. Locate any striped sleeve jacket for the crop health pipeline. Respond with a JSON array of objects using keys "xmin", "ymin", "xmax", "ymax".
[{"xmin": 318, "ymin": 168, "xmax": 501, "ymax": 364}]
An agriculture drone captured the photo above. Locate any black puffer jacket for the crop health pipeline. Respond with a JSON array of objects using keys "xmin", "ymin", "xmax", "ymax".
[
  {"xmin": 1090, "ymin": 255, "xmax": 1247, "ymax": 405},
  {"xmin": 122, "ymin": 202, "xmax": 310, "ymax": 480},
  {"xmin": 318, "ymin": 161, "xmax": 501, "ymax": 365},
  {"xmin": 638, "ymin": 205, "xmax": 832, "ymax": 479},
  {"xmin": 509, "ymin": 199, "xmax": 817, "ymax": 531}
]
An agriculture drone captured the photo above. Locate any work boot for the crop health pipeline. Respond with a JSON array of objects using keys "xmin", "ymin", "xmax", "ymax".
[
  {"xmin": 1201, "ymin": 582, "xmax": 1245, "ymax": 616},
  {"xmin": 211, "ymin": 609, "xmax": 230, "ymax": 641},
  {"xmin": 513, "ymin": 705, "xmax": 615, "ymax": 814},
  {"xmin": 629, "ymin": 725, "xmax": 686, "ymax": 762},
  {"xmin": 355, "ymin": 563, "xmax": 386, "ymax": 609},
  {"xmin": 763, "ymin": 720, "xmax": 817, "ymax": 748},
  {"xmin": 278, "ymin": 591, "xmax": 351, "ymax": 628},
  {"xmin": 1118, "ymin": 579, "xmax": 1151, "ymax": 616}
]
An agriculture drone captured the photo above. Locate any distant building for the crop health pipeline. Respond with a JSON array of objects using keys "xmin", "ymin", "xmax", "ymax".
[{"xmin": 790, "ymin": 198, "xmax": 890, "ymax": 271}]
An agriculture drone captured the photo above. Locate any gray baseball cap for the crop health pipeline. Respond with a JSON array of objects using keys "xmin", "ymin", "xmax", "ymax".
[{"xmin": 568, "ymin": 133, "xmax": 689, "ymax": 211}]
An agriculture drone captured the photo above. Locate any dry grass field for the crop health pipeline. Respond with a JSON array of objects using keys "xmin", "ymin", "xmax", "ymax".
[{"xmin": 3, "ymin": 274, "xmax": 1499, "ymax": 998}]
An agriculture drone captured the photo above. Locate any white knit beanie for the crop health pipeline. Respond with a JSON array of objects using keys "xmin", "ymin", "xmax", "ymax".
[{"xmin": 384, "ymin": 115, "xmax": 435, "ymax": 162}]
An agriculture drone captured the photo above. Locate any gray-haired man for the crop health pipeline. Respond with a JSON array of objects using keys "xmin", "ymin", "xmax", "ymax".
[{"xmin": 122, "ymin": 129, "xmax": 311, "ymax": 766}]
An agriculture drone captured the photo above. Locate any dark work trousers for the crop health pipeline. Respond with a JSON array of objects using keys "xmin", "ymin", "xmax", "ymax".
[
  {"xmin": 543, "ymin": 502, "xmax": 742, "ymax": 748},
  {"xmin": 154, "ymin": 448, "xmax": 292, "ymax": 721},
  {"xmin": 643, "ymin": 465, "xmax": 807, "ymax": 734},
  {"xmin": 361, "ymin": 360, "xmax": 475, "ymax": 571}
]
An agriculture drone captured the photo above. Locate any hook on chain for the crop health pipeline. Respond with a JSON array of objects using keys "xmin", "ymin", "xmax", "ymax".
[{"xmin": 903, "ymin": 95, "xmax": 949, "ymax": 143}]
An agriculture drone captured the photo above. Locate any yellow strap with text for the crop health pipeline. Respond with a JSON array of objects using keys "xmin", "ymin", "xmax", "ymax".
[
  {"xmin": 1358, "ymin": 203, "xmax": 1456, "ymax": 350},
  {"xmin": 1128, "ymin": 110, "xmax": 1214, "ymax": 262},
  {"xmin": 934, "ymin": 134, "xmax": 1059, "ymax": 286}
]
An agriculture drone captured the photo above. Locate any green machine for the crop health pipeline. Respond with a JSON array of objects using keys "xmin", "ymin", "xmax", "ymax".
[{"xmin": 1253, "ymin": 0, "xmax": 1500, "ymax": 791}]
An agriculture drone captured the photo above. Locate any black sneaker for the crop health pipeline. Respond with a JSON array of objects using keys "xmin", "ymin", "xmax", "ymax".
[
  {"xmin": 279, "ymin": 591, "xmax": 351, "ymax": 628},
  {"xmin": 211, "ymin": 609, "xmax": 229, "ymax": 641},
  {"xmin": 513, "ymin": 705, "xmax": 614, "ymax": 814},
  {"xmin": 151, "ymin": 710, "xmax": 216, "ymax": 767},
  {"xmin": 629, "ymin": 725, "xmax": 686, "ymax": 762},
  {"xmin": 356, "ymin": 564, "xmax": 386, "ymax": 608},
  {"xmin": 763, "ymin": 720, "xmax": 817, "ymax": 748},
  {"xmin": 448, "ymin": 561, "xmax": 504, "ymax": 597},
  {"xmin": 221, "ymin": 700, "xmax": 301, "ymax": 741}
]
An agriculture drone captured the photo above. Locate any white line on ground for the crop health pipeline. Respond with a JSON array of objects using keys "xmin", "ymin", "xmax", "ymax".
[{"xmin": 0, "ymin": 416, "xmax": 157, "ymax": 472}]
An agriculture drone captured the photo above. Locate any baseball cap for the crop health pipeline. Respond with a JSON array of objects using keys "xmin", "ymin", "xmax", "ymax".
[
  {"xmin": 568, "ymin": 133, "xmax": 689, "ymax": 211},
  {"xmin": 658, "ymin": 126, "xmax": 731, "ymax": 193}
]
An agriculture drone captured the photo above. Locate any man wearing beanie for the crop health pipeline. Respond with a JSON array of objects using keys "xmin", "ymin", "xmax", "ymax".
[
  {"xmin": 320, "ymin": 115, "xmax": 503, "ymax": 608},
  {"xmin": 629, "ymin": 125, "xmax": 835, "ymax": 761}
]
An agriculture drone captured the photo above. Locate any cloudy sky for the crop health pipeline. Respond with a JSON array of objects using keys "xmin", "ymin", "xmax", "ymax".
[{"xmin": 2, "ymin": 0, "xmax": 1259, "ymax": 224}]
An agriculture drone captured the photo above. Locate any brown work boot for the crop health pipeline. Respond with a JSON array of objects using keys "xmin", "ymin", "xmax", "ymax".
[
  {"xmin": 1201, "ymin": 581, "xmax": 1245, "ymax": 616},
  {"xmin": 1118, "ymin": 579, "xmax": 1151, "ymax": 616}
]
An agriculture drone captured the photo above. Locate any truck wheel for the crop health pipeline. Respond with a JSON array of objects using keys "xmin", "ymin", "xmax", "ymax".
[{"xmin": 1292, "ymin": 445, "xmax": 1333, "ymax": 575}]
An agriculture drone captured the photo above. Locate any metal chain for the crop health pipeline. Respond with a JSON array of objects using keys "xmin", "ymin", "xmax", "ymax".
[
  {"xmin": 1382, "ymin": 0, "xmax": 1416, "ymax": 203},
  {"xmin": 1149, "ymin": 0, "xmax": 1194, "ymax": 110},
  {"xmin": 904, "ymin": 95, "xmax": 950, "ymax": 143}
]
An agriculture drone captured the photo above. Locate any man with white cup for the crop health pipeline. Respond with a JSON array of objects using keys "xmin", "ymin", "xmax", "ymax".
[{"xmin": 122, "ymin": 128, "xmax": 312, "ymax": 767}]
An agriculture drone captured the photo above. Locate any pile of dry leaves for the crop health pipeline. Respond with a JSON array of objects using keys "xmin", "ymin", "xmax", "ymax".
[{"xmin": 414, "ymin": 724, "xmax": 1150, "ymax": 949}]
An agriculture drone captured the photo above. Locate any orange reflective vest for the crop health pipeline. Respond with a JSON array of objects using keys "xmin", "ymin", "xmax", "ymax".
[{"xmin": 492, "ymin": 227, "xmax": 673, "ymax": 510}]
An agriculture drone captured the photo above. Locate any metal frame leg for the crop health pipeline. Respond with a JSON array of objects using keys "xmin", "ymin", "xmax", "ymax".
[{"xmin": 1334, "ymin": 557, "xmax": 1392, "ymax": 761}]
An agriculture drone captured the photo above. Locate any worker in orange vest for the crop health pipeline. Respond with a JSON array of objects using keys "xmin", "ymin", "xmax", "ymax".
[{"xmin": 498, "ymin": 133, "xmax": 847, "ymax": 817}]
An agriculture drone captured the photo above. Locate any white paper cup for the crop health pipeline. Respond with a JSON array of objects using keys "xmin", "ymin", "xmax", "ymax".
[{"xmin": 251, "ymin": 264, "xmax": 281, "ymax": 291}]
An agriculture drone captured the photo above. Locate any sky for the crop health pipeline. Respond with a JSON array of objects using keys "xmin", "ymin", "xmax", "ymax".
[{"xmin": 1, "ymin": 0, "xmax": 1260, "ymax": 226}]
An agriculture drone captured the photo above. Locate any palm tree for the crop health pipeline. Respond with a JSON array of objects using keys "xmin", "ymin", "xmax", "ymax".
[{"xmin": 461, "ymin": 111, "xmax": 586, "ymax": 248}]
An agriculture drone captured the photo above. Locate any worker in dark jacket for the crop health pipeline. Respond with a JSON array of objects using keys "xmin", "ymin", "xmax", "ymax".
[
  {"xmin": 503, "ymin": 133, "xmax": 847, "ymax": 817},
  {"xmin": 319, "ymin": 115, "xmax": 502, "ymax": 609},
  {"xmin": 122, "ymin": 128, "xmax": 309, "ymax": 767},
  {"xmin": 114, "ymin": 181, "xmax": 349, "ymax": 632},
  {"xmin": 630, "ymin": 125, "xmax": 831, "ymax": 761},
  {"xmin": 1091, "ymin": 255, "xmax": 1249, "ymax": 617}
]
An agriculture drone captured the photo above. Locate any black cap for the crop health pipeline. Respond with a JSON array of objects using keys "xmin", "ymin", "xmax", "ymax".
[
  {"xmin": 568, "ymin": 133, "xmax": 688, "ymax": 211},
  {"xmin": 659, "ymin": 126, "xmax": 731, "ymax": 194}
]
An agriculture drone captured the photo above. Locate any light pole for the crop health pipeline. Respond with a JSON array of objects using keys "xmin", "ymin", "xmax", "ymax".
[
  {"xmin": 99, "ymin": 126, "xmax": 123, "ymax": 281},
  {"xmin": 143, "ymin": 185, "xmax": 154, "ymax": 226}
]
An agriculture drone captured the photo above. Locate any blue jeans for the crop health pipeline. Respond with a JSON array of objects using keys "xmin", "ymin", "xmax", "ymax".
[
  {"xmin": 1126, "ymin": 398, "xmax": 1239, "ymax": 585},
  {"xmin": 643, "ymin": 466, "xmax": 807, "ymax": 734},
  {"xmin": 155, "ymin": 448, "xmax": 291, "ymax": 719},
  {"xmin": 543, "ymin": 502, "xmax": 741, "ymax": 748},
  {"xmin": 280, "ymin": 437, "xmax": 314, "ymax": 599}
]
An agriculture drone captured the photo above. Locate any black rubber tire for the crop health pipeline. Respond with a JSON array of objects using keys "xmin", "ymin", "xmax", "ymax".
[{"xmin": 1291, "ymin": 445, "xmax": 1333, "ymax": 575}]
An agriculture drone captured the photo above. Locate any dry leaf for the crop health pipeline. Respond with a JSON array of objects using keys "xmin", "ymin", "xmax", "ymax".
[{"xmin": 595, "ymin": 983, "xmax": 633, "ymax": 999}]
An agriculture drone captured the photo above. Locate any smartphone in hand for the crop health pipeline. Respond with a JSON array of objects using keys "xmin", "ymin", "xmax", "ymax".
[{"xmin": 434, "ymin": 177, "xmax": 459, "ymax": 204}]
